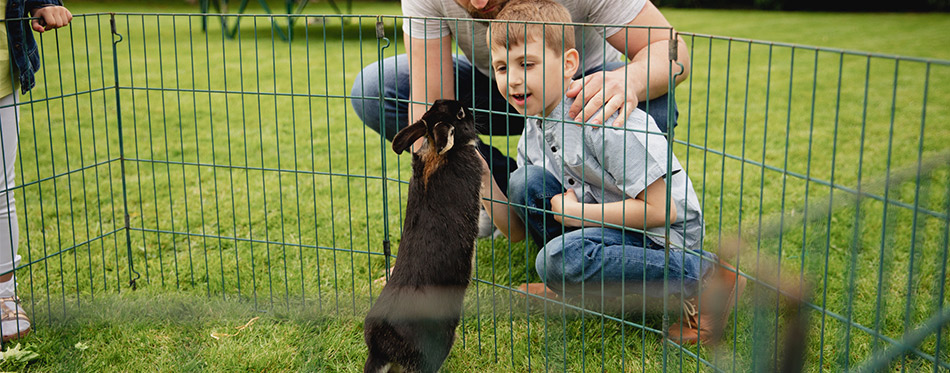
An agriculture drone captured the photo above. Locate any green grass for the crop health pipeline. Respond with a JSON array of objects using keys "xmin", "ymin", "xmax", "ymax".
[{"xmin": 4, "ymin": 0, "xmax": 949, "ymax": 371}]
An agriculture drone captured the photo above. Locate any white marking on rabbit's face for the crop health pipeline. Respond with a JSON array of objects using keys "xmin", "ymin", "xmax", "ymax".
[{"xmin": 439, "ymin": 127, "xmax": 455, "ymax": 154}]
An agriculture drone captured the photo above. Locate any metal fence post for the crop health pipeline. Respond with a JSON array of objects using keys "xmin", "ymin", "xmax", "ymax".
[
  {"xmin": 376, "ymin": 16, "xmax": 393, "ymax": 284},
  {"xmin": 110, "ymin": 13, "xmax": 139, "ymax": 290}
]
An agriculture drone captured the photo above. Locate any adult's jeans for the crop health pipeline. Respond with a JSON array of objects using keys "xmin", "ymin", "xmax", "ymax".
[
  {"xmin": 350, "ymin": 55, "xmax": 679, "ymax": 194},
  {"xmin": 508, "ymin": 165, "xmax": 714, "ymax": 300}
]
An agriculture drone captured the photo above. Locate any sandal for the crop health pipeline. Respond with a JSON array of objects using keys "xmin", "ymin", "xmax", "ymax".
[{"xmin": 0, "ymin": 296, "xmax": 31, "ymax": 342}]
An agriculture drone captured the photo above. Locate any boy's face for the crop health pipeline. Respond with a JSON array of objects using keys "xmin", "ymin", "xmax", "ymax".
[{"xmin": 490, "ymin": 39, "xmax": 571, "ymax": 117}]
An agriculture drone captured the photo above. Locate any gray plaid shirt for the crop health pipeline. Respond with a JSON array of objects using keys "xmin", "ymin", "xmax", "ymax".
[{"xmin": 516, "ymin": 97, "xmax": 704, "ymax": 250}]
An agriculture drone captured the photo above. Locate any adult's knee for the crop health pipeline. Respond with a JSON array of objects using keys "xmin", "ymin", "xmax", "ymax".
[
  {"xmin": 350, "ymin": 62, "xmax": 383, "ymax": 132},
  {"xmin": 507, "ymin": 165, "xmax": 547, "ymax": 207},
  {"xmin": 642, "ymin": 93, "xmax": 678, "ymax": 134},
  {"xmin": 507, "ymin": 167, "xmax": 530, "ymax": 207}
]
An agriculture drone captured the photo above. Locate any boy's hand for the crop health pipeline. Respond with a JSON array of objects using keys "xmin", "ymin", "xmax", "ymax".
[
  {"xmin": 31, "ymin": 6, "xmax": 72, "ymax": 33},
  {"xmin": 565, "ymin": 69, "xmax": 638, "ymax": 128},
  {"xmin": 551, "ymin": 191, "xmax": 585, "ymax": 227}
]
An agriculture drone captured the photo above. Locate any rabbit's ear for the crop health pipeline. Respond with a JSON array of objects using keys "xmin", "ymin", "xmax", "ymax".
[
  {"xmin": 433, "ymin": 122, "xmax": 455, "ymax": 155},
  {"xmin": 392, "ymin": 119, "xmax": 427, "ymax": 154}
]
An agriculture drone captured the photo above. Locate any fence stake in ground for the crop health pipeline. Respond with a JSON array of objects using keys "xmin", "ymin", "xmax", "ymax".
[{"xmin": 109, "ymin": 13, "xmax": 139, "ymax": 291}]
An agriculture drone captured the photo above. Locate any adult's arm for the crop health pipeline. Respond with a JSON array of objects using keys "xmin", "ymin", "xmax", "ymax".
[
  {"xmin": 401, "ymin": 0, "xmax": 457, "ymax": 146},
  {"xmin": 607, "ymin": 1, "xmax": 690, "ymax": 101},
  {"xmin": 566, "ymin": 0, "xmax": 690, "ymax": 127},
  {"xmin": 404, "ymin": 35, "xmax": 455, "ymax": 150},
  {"xmin": 406, "ymin": 34, "xmax": 456, "ymax": 124}
]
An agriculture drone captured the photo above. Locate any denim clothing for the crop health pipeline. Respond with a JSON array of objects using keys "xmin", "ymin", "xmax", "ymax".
[
  {"xmin": 349, "ymin": 56, "xmax": 678, "ymax": 195},
  {"xmin": 509, "ymin": 165, "xmax": 715, "ymax": 299},
  {"xmin": 5, "ymin": 0, "xmax": 60, "ymax": 94}
]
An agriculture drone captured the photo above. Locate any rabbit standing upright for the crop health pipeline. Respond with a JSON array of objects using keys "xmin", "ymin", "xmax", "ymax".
[{"xmin": 363, "ymin": 100, "xmax": 483, "ymax": 373}]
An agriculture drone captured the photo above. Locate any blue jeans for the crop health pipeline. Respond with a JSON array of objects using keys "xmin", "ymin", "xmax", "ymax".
[
  {"xmin": 508, "ymin": 165, "xmax": 714, "ymax": 299},
  {"xmin": 350, "ymin": 55, "xmax": 678, "ymax": 194}
]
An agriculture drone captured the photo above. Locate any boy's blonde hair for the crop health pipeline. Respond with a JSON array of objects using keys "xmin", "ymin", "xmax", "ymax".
[{"xmin": 488, "ymin": 0, "xmax": 575, "ymax": 55}]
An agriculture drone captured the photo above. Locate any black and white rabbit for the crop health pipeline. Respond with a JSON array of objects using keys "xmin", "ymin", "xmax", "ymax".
[{"xmin": 363, "ymin": 100, "xmax": 483, "ymax": 373}]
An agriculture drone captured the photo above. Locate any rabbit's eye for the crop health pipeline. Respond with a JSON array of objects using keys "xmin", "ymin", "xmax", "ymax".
[{"xmin": 457, "ymin": 108, "xmax": 465, "ymax": 120}]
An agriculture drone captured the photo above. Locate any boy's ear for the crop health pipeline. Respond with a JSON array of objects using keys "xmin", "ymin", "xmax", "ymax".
[{"xmin": 563, "ymin": 48, "xmax": 580, "ymax": 79}]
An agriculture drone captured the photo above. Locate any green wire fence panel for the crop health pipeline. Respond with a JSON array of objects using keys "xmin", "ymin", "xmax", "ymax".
[{"xmin": 10, "ymin": 12, "xmax": 950, "ymax": 372}]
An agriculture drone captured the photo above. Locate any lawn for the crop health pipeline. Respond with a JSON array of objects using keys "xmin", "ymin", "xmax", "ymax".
[{"xmin": 2, "ymin": 0, "xmax": 949, "ymax": 371}]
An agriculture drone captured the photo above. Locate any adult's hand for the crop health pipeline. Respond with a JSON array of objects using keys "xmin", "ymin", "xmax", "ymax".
[
  {"xmin": 567, "ymin": 1, "xmax": 691, "ymax": 128},
  {"xmin": 565, "ymin": 68, "xmax": 638, "ymax": 128},
  {"xmin": 31, "ymin": 6, "xmax": 72, "ymax": 33}
]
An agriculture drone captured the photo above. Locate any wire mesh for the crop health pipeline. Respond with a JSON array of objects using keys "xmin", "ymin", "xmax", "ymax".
[{"xmin": 5, "ymin": 12, "xmax": 949, "ymax": 371}]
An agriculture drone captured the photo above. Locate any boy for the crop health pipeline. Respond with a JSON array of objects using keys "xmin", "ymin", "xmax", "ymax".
[{"xmin": 482, "ymin": 0, "xmax": 744, "ymax": 344}]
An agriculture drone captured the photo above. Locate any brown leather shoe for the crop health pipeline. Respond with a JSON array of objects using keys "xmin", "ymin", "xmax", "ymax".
[{"xmin": 667, "ymin": 259, "xmax": 746, "ymax": 345}]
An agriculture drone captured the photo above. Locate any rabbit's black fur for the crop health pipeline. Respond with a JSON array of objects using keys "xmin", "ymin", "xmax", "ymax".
[{"xmin": 363, "ymin": 100, "xmax": 483, "ymax": 373}]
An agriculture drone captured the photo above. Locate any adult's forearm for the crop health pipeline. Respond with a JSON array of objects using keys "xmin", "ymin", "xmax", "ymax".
[
  {"xmin": 619, "ymin": 37, "xmax": 690, "ymax": 102},
  {"xmin": 406, "ymin": 35, "xmax": 456, "ymax": 124},
  {"xmin": 405, "ymin": 35, "xmax": 456, "ymax": 151}
]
